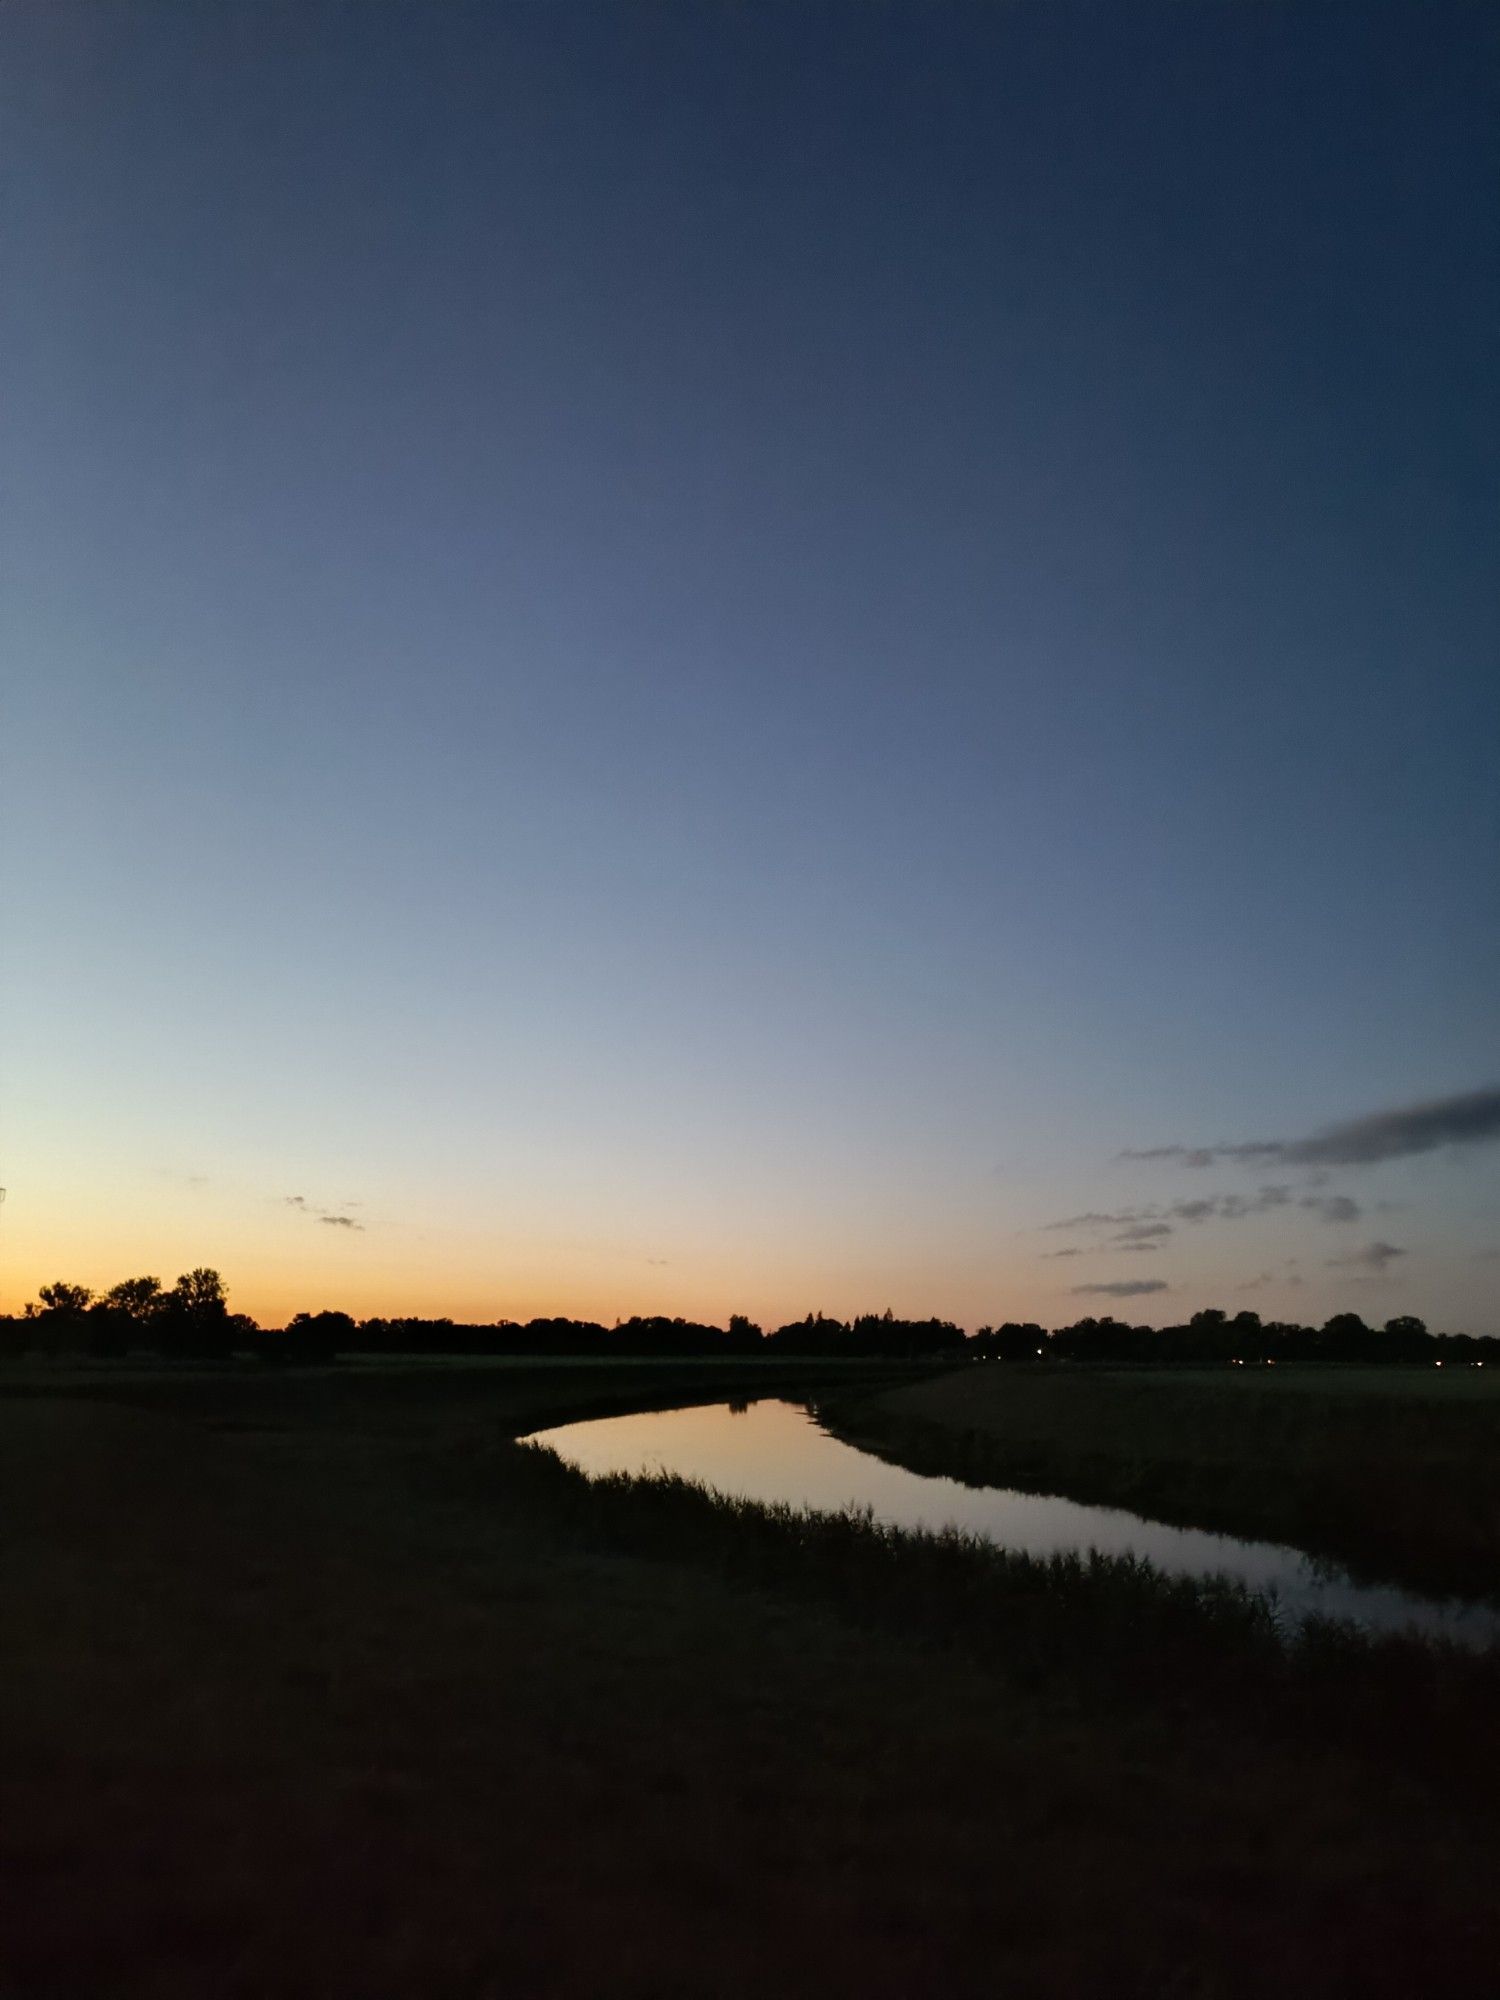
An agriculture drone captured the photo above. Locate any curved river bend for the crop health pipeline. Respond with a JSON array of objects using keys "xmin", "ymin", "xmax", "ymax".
[{"xmin": 524, "ymin": 1396, "xmax": 1500, "ymax": 1648}]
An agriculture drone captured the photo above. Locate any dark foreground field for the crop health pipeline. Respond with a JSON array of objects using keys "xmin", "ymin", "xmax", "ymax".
[{"xmin": 4, "ymin": 1359, "xmax": 1500, "ymax": 1998}]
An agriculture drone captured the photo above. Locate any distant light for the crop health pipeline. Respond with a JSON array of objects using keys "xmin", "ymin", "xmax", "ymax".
[
  {"xmin": 1435, "ymin": 1360, "xmax": 1443, "ymax": 1368},
  {"xmin": 1036, "ymin": 1348, "xmax": 1044, "ymax": 1357}
]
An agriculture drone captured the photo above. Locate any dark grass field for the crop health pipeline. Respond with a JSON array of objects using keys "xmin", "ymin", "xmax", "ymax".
[
  {"xmin": 821, "ymin": 1363, "xmax": 1500, "ymax": 1602},
  {"xmin": 4, "ymin": 1358, "xmax": 1500, "ymax": 1997}
]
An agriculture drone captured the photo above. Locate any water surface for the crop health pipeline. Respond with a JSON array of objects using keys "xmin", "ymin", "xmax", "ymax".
[{"xmin": 525, "ymin": 1396, "xmax": 1500, "ymax": 1646}]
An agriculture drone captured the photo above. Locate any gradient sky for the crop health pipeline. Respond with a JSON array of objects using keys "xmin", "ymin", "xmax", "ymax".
[{"xmin": 4, "ymin": 2, "xmax": 1498, "ymax": 1332}]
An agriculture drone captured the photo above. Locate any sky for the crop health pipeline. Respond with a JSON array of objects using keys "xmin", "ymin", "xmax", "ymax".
[{"xmin": 3, "ymin": 1, "xmax": 1497, "ymax": 1333}]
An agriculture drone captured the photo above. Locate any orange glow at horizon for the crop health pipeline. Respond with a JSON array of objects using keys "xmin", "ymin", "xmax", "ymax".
[{"xmin": 0, "ymin": 1183, "xmax": 1064, "ymax": 1333}]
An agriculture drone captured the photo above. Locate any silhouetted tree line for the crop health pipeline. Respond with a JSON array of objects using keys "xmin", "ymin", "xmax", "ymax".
[
  {"xmin": 339, "ymin": 1311, "xmax": 768, "ymax": 1362},
  {"xmin": 974, "ymin": 1307, "xmax": 1498, "ymax": 1367},
  {"xmin": 0, "ymin": 1270, "xmax": 250, "ymax": 1360},
  {"xmin": 2, "ymin": 1276, "xmax": 1495, "ymax": 1369},
  {"xmin": 763, "ymin": 1309, "xmax": 967, "ymax": 1358}
]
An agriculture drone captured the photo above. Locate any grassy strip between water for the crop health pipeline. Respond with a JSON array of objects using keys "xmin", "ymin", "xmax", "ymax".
[{"xmin": 812, "ymin": 1365, "xmax": 1500, "ymax": 1602}]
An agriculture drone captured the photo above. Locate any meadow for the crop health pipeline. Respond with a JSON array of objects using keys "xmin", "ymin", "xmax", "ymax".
[
  {"xmin": 3, "ymin": 1356, "xmax": 1499, "ymax": 1997},
  {"xmin": 819, "ymin": 1364, "xmax": 1500, "ymax": 1600}
]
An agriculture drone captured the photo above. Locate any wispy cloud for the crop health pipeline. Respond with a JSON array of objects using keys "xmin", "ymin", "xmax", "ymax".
[
  {"xmin": 1328, "ymin": 1240, "xmax": 1407, "ymax": 1273},
  {"xmin": 286, "ymin": 1194, "xmax": 366, "ymax": 1233},
  {"xmin": 1043, "ymin": 1185, "xmax": 1341, "ymax": 1236},
  {"xmin": 1235, "ymin": 1267, "xmax": 1305, "ymax": 1292},
  {"xmin": 1121, "ymin": 1084, "xmax": 1500, "ymax": 1171},
  {"xmin": 1070, "ymin": 1279, "xmax": 1169, "ymax": 1298},
  {"xmin": 1122, "ymin": 1146, "xmax": 1216, "ymax": 1168}
]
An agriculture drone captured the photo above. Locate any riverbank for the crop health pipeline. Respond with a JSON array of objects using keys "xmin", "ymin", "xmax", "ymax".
[
  {"xmin": 818, "ymin": 1364, "xmax": 1500, "ymax": 1602},
  {"xmin": 4, "ymin": 1360, "xmax": 1498, "ymax": 1997}
]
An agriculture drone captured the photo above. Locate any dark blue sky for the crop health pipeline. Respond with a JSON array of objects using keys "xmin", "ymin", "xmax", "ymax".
[{"xmin": 6, "ymin": 2, "xmax": 1498, "ymax": 1326}]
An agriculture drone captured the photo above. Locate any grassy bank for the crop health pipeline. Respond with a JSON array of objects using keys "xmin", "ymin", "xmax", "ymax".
[
  {"xmin": 818, "ymin": 1364, "xmax": 1500, "ymax": 1601},
  {"xmin": 4, "ymin": 1360, "xmax": 1499, "ymax": 1997}
]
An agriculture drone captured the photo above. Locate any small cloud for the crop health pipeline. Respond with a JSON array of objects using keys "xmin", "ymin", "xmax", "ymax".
[
  {"xmin": 1043, "ymin": 1209, "xmax": 1144, "ymax": 1232},
  {"xmin": 1328, "ymin": 1240, "xmax": 1406, "ymax": 1273},
  {"xmin": 1043, "ymin": 1247, "xmax": 1082, "ymax": 1259},
  {"xmin": 1120, "ymin": 1146, "xmax": 1216, "ymax": 1168},
  {"xmin": 1115, "ymin": 1241, "xmax": 1161, "ymax": 1254},
  {"xmin": 1237, "ymin": 1272, "xmax": 1275, "ymax": 1292},
  {"xmin": 1302, "ymin": 1194, "xmax": 1361, "ymax": 1225},
  {"xmin": 1169, "ymin": 1198, "xmax": 1218, "ymax": 1224},
  {"xmin": 645, "ymin": 1257, "xmax": 669, "ymax": 1267},
  {"xmin": 1112, "ymin": 1221, "xmax": 1172, "ymax": 1243},
  {"xmin": 1070, "ymin": 1279, "xmax": 1170, "ymax": 1298},
  {"xmin": 286, "ymin": 1193, "xmax": 367, "ymax": 1231},
  {"xmin": 1163, "ymin": 1189, "xmax": 1295, "ymax": 1225}
]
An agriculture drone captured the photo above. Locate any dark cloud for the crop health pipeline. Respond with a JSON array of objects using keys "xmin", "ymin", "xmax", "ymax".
[
  {"xmin": 1043, "ymin": 1247, "xmax": 1082, "ymax": 1259},
  {"xmin": 285, "ymin": 1195, "xmax": 308, "ymax": 1209},
  {"xmin": 1115, "ymin": 1241, "xmax": 1161, "ymax": 1254},
  {"xmin": 1122, "ymin": 1085, "xmax": 1500, "ymax": 1172},
  {"xmin": 1302, "ymin": 1194, "xmax": 1361, "ymax": 1225},
  {"xmin": 1070, "ymin": 1279, "xmax": 1169, "ymax": 1298},
  {"xmin": 1113, "ymin": 1221, "xmax": 1172, "ymax": 1243},
  {"xmin": 1274, "ymin": 1089, "xmax": 1500, "ymax": 1166},
  {"xmin": 319, "ymin": 1214, "xmax": 364, "ymax": 1231},
  {"xmin": 1328, "ymin": 1240, "xmax": 1406, "ymax": 1273}
]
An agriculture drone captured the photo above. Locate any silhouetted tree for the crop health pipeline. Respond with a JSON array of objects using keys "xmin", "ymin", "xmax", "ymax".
[
  {"xmin": 266, "ymin": 1310, "xmax": 355, "ymax": 1364},
  {"xmin": 38, "ymin": 1281, "xmax": 93, "ymax": 1317},
  {"xmin": 103, "ymin": 1275, "xmax": 164, "ymax": 1323},
  {"xmin": 1319, "ymin": 1312, "xmax": 1372, "ymax": 1362},
  {"xmin": 30, "ymin": 1282, "xmax": 95, "ymax": 1356},
  {"xmin": 157, "ymin": 1267, "xmax": 232, "ymax": 1358}
]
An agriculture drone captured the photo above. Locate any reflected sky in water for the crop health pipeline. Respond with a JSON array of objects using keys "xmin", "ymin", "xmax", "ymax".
[{"xmin": 525, "ymin": 1397, "xmax": 1500, "ymax": 1647}]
